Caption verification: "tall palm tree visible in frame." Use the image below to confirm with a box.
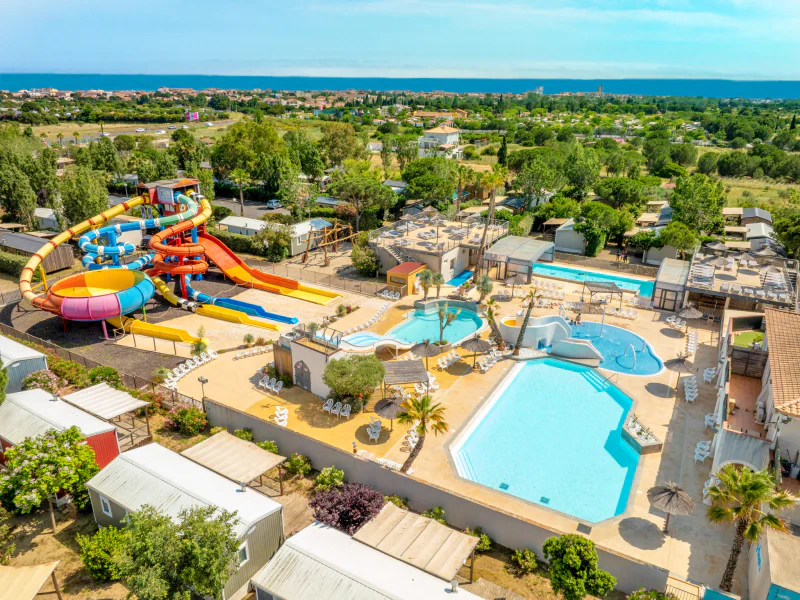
[475,273,493,304]
[432,272,445,299]
[73,131,80,145]
[485,299,506,350]
[454,165,473,214]
[398,395,448,473]
[230,168,251,216]
[418,268,434,300]
[57,133,64,146]
[476,169,505,274]
[513,288,538,356]
[706,465,795,591]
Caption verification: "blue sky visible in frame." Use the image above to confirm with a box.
[2,0,799,79]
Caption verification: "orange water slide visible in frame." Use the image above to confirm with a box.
[198,232,340,305]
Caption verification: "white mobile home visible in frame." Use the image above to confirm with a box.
[0,335,48,393]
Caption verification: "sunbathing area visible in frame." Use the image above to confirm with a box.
[369,213,509,255]
[173,258,754,595]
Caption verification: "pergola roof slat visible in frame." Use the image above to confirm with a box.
[383,360,428,385]
[181,431,286,484]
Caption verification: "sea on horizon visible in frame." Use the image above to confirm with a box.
[3,73,800,99]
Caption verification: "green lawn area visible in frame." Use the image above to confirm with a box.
[733,330,764,347]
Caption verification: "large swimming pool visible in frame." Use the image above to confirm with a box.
[451,358,639,522]
[387,306,483,344]
[568,321,663,376]
[531,263,655,297]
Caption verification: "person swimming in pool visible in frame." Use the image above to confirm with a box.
[575,313,583,326]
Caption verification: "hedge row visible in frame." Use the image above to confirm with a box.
[0,250,40,281]
[206,227,270,258]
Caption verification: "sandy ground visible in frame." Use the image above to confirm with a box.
[196,261,748,595]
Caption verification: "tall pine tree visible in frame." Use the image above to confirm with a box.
[791,115,797,130]
[497,136,508,167]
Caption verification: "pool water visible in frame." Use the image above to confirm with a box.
[446,269,473,287]
[568,321,663,376]
[531,263,655,297]
[388,307,483,344]
[451,358,639,522]
[342,332,387,347]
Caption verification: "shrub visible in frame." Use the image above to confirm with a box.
[315,466,344,492]
[512,547,539,574]
[263,364,292,389]
[152,367,172,383]
[233,428,253,442]
[309,482,385,534]
[49,357,90,387]
[164,403,207,436]
[21,369,65,393]
[207,226,269,257]
[465,526,493,553]
[209,426,226,435]
[0,507,15,565]
[322,355,385,413]
[255,336,267,346]
[384,494,409,509]
[627,589,673,600]
[351,242,380,277]
[336,304,347,317]
[0,249,40,279]
[257,440,280,454]
[284,453,312,476]
[422,506,446,524]
[543,534,616,600]
[77,526,126,582]
[243,333,255,347]
[89,365,122,387]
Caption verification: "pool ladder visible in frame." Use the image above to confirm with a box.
[622,343,637,370]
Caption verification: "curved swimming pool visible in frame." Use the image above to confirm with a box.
[568,321,663,376]
[450,358,639,523]
[387,306,483,344]
[531,263,654,297]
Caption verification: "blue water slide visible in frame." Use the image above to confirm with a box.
[182,276,298,325]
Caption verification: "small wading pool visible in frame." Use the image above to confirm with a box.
[450,358,639,523]
[567,321,663,376]
[387,306,483,344]
[531,263,655,297]
[446,269,473,287]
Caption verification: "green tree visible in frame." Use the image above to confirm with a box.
[0,507,14,565]
[774,211,800,258]
[497,135,508,167]
[115,505,240,600]
[437,303,460,343]
[229,168,250,217]
[542,534,616,600]
[657,221,698,259]
[210,119,283,179]
[484,299,506,350]
[476,167,507,270]
[395,136,418,170]
[670,143,698,167]
[697,152,719,175]
[513,289,538,356]
[516,159,566,207]
[380,137,393,171]
[475,273,493,303]
[322,354,385,403]
[0,367,7,406]
[329,175,396,231]
[595,177,645,209]
[418,268,434,300]
[114,134,136,154]
[0,164,37,228]
[432,272,445,299]
[706,466,795,592]
[319,122,367,166]
[565,145,600,199]
[398,395,448,473]
[0,427,98,532]
[284,130,324,180]
[60,166,110,226]
[669,174,726,234]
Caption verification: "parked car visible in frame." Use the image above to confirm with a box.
[100,132,110,137]
[135,127,145,133]
[182,125,189,129]
[155,130,166,135]
[205,122,214,127]
[266,199,283,210]
[168,125,177,130]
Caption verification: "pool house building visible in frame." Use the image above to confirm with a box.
[368,212,509,281]
[651,248,798,317]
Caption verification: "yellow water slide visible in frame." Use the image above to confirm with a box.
[107,316,204,344]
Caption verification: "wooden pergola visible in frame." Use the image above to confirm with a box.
[581,280,626,309]
[0,561,63,600]
[181,431,288,496]
[382,359,428,401]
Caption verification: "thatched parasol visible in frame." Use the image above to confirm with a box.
[410,339,442,370]
[461,335,492,367]
[704,241,728,251]
[664,353,697,397]
[399,213,416,236]
[678,304,704,327]
[505,273,528,295]
[422,205,439,215]
[759,263,782,274]
[706,256,729,269]
[456,210,472,221]
[647,482,696,533]
[753,246,777,257]
[374,397,403,432]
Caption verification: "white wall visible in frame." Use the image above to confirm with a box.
[643,245,679,266]
[749,532,772,600]
[554,229,585,254]
[289,342,343,398]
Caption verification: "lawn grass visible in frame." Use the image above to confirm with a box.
[733,330,764,347]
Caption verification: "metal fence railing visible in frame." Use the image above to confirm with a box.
[553,252,659,278]
[0,323,204,411]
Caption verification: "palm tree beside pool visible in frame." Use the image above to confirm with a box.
[398,395,448,473]
[432,272,445,298]
[475,274,493,304]
[513,288,538,356]
[485,299,505,350]
[706,465,796,592]
[438,303,461,344]
[418,269,433,300]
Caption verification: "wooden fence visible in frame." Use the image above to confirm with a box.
[554,252,659,278]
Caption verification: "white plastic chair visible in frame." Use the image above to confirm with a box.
[331,401,342,417]
[322,399,333,413]
[273,381,284,394]
[340,404,351,419]
[368,426,381,442]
